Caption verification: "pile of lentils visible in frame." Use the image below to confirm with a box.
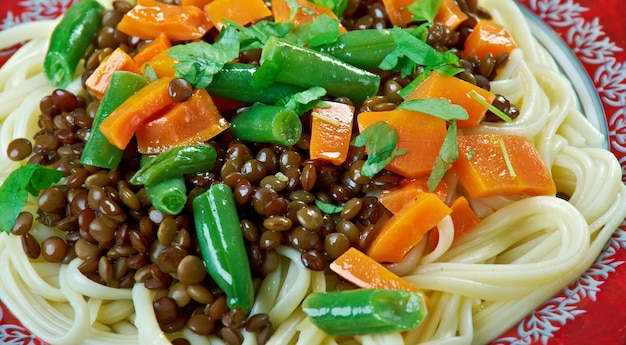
[6,0,519,344]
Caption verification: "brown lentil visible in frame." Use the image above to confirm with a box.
[177,255,206,285]
[11,212,33,235]
[41,236,68,262]
[187,284,214,305]
[6,138,33,161]
[21,232,41,259]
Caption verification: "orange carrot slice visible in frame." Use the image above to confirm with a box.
[180,0,213,7]
[85,48,141,100]
[378,178,448,214]
[330,247,421,292]
[205,0,271,30]
[366,193,452,263]
[133,32,172,67]
[428,196,480,249]
[452,134,556,199]
[144,50,178,79]
[463,20,518,59]
[309,101,355,165]
[434,0,468,30]
[136,89,230,154]
[405,71,496,129]
[117,0,213,41]
[381,0,415,27]
[100,77,175,150]
[357,109,447,178]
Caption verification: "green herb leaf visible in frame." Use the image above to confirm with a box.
[251,60,280,88]
[468,90,513,122]
[398,98,469,121]
[277,86,327,115]
[288,14,340,48]
[225,20,294,51]
[397,69,430,99]
[427,120,458,191]
[0,164,63,233]
[498,138,517,177]
[315,199,344,214]
[168,26,239,88]
[466,149,476,161]
[351,121,408,177]
[309,0,348,17]
[405,0,443,23]
[379,27,464,79]
[286,0,316,21]
[143,64,158,83]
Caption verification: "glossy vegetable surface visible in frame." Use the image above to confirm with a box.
[193,183,254,311]
[309,101,355,165]
[366,192,452,263]
[130,144,217,186]
[330,247,422,292]
[117,0,212,41]
[230,103,302,146]
[85,48,141,100]
[302,288,427,336]
[259,36,380,104]
[80,71,148,169]
[135,88,230,154]
[406,71,496,128]
[357,109,447,178]
[100,76,175,149]
[44,0,104,88]
[452,134,557,198]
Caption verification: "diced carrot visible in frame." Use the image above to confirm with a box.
[451,134,556,199]
[330,247,421,292]
[405,71,496,128]
[85,48,141,100]
[136,89,230,154]
[378,178,448,214]
[100,77,175,150]
[205,0,271,30]
[428,196,480,249]
[180,0,213,7]
[144,50,177,78]
[309,101,355,165]
[448,196,480,236]
[133,32,172,67]
[272,0,345,31]
[381,0,415,27]
[463,20,518,59]
[357,109,447,178]
[434,0,468,30]
[117,0,213,41]
[366,193,452,263]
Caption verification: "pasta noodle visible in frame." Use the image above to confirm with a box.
[0,0,624,344]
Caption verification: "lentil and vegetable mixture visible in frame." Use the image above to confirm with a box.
[6,0,521,343]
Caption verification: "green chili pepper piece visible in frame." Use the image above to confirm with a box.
[137,156,187,215]
[206,63,306,105]
[302,289,428,336]
[314,29,397,71]
[193,183,254,311]
[44,0,104,87]
[129,144,217,186]
[80,71,148,169]
[230,103,302,146]
[259,36,380,105]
